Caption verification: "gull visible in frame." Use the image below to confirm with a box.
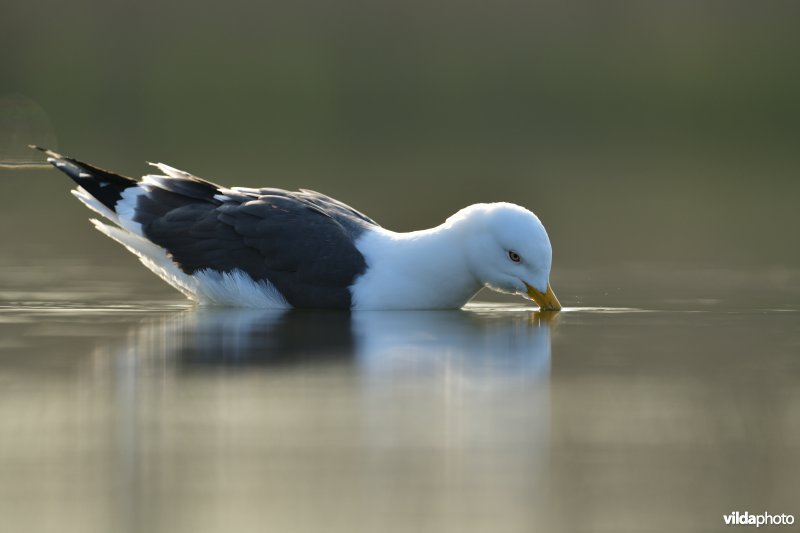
[33,146,561,310]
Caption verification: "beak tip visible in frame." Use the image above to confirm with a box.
[525,281,562,312]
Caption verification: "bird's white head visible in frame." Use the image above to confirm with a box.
[449,203,561,310]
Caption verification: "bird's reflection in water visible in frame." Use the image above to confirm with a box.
[138,306,554,380]
[126,304,554,457]
[91,307,556,532]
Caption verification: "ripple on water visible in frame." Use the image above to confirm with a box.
[0,300,190,315]
[464,301,653,314]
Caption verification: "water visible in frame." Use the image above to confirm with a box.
[0,263,797,533]
[5,0,800,529]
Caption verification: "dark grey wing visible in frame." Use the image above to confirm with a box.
[38,147,377,308]
[296,189,379,227]
[228,187,379,231]
[140,188,377,309]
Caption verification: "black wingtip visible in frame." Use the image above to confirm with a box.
[40,149,139,211]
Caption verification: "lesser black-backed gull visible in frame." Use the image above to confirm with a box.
[33,146,561,310]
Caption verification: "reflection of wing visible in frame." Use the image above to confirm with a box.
[145,308,357,366]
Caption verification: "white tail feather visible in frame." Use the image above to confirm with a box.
[71,187,119,224]
[89,219,290,308]
[90,219,198,299]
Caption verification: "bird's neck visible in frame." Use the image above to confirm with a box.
[352,222,484,310]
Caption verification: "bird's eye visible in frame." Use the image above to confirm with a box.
[508,250,521,263]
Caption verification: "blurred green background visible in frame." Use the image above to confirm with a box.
[2,0,799,291]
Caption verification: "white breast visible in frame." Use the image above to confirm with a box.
[350,227,483,310]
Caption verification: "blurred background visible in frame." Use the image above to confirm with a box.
[2,0,799,292]
[2,3,800,532]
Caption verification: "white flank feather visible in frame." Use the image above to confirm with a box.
[114,186,147,235]
[192,270,291,308]
[90,219,198,299]
[89,219,290,308]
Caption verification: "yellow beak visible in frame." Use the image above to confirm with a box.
[525,282,562,311]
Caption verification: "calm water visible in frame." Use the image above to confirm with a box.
[5,1,800,529]
[0,263,798,533]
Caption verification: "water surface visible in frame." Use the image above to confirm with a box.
[0,265,798,533]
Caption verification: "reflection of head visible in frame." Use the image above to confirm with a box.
[352,309,552,384]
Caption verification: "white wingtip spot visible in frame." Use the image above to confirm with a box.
[78,172,91,178]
